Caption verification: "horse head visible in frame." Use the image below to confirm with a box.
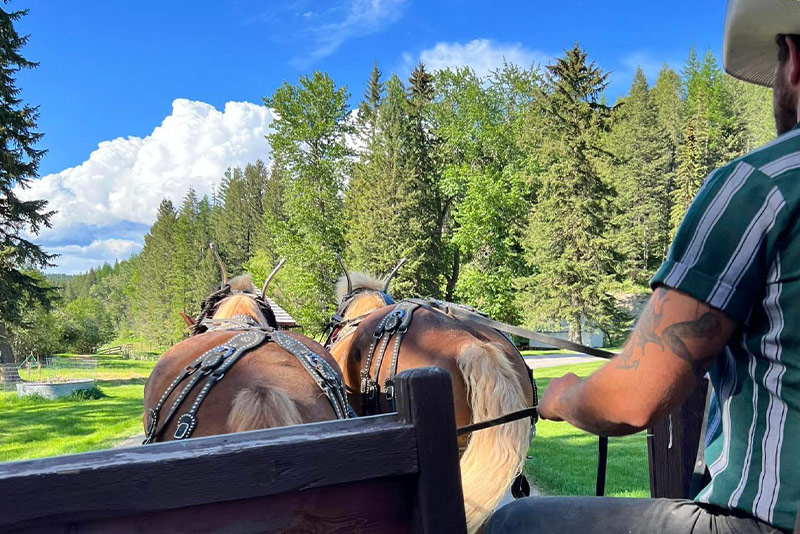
[333,256,407,321]
[183,245,285,334]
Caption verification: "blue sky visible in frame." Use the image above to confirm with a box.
[13,0,728,273]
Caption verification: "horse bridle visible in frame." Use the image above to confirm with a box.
[322,287,396,348]
[144,254,355,444]
[190,285,278,336]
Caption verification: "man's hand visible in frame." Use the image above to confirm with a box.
[538,373,580,421]
[536,287,736,436]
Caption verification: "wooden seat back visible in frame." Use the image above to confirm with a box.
[0,367,467,534]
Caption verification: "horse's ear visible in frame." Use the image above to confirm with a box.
[261,258,286,300]
[179,311,196,327]
[383,258,407,293]
[336,254,352,294]
[210,243,227,288]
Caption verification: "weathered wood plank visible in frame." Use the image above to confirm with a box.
[397,367,467,534]
[0,367,468,534]
[648,378,709,498]
[0,414,417,528]
[7,477,415,534]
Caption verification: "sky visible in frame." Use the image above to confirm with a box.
[12,0,728,274]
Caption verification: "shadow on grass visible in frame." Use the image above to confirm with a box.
[526,425,650,498]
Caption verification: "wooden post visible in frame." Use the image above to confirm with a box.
[647,378,709,498]
[396,367,468,534]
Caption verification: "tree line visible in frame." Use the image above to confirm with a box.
[6,40,775,358]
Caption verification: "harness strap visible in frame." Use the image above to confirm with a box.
[384,303,418,411]
[172,330,268,440]
[143,355,206,444]
[144,330,268,443]
[272,331,355,419]
[360,311,394,414]
[359,303,419,415]
[405,298,616,360]
[457,406,539,436]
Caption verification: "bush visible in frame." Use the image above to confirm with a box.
[65,386,107,401]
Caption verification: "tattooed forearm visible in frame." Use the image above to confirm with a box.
[662,311,721,373]
[616,288,725,373]
[616,289,667,370]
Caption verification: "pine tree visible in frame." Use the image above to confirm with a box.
[670,49,744,235]
[358,61,384,140]
[0,5,55,374]
[264,72,351,333]
[345,75,437,298]
[609,68,671,283]
[728,77,774,151]
[520,44,619,342]
[651,65,685,259]
[405,62,445,298]
[133,199,179,346]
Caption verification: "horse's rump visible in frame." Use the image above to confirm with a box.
[143,331,342,441]
[335,302,534,534]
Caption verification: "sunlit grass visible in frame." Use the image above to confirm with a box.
[0,355,156,463]
[525,361,650,497]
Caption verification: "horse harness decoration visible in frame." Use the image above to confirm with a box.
[143,291,354,445]
[360,300,419,414]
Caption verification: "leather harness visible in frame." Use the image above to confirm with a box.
[143,294,355,445]
[328,294,538,499]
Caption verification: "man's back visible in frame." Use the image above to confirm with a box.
[657,125,800,531]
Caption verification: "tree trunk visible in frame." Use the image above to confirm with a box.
[445,248,460,302]
[0,321,20,384]
[569,313,583,344]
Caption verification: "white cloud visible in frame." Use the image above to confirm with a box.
[413,39,551,78]
[47,239,142,274]
[297,0,409,66]
[17,98,275,273]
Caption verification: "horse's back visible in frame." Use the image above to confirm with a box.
[343,304,534,421]
[144,330,341,442]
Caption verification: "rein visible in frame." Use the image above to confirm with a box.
[457,406,539,437]
[403,297,615,498]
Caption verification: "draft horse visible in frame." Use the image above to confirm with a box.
[326,258,536,534]
[143,251,352,443]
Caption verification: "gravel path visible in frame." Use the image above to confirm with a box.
[524,352,608,369]
[115,434,145,448]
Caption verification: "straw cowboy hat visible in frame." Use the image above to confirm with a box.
[724,0,800,87]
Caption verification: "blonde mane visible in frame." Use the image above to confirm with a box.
[335,272,390,319]
[213,274,270,327]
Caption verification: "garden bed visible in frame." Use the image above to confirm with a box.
[16,379,96,400]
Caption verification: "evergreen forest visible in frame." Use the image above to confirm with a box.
[7,43,777,357]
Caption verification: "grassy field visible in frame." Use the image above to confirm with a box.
[525,361,650,497]
[0,354,156,463]
[1,352,649,498]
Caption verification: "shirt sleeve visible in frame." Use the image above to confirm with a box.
[650,160,789,323]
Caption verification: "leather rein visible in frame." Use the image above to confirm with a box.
[328,291,615,497]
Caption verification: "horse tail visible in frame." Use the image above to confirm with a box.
[457,342,531,534]
[226,384,304,433]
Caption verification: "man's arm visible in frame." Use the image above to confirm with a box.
[537,287,737,436]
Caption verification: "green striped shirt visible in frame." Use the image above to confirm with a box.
[651,123,800,532]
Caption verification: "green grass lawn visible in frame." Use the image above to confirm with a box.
[525,362,651,498]
[1,352,649,499]
[0,354,156,463]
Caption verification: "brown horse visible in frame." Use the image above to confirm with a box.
[328,270,535,534]
[143,269,349,443]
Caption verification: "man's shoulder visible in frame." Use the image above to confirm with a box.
[734,127,800,177]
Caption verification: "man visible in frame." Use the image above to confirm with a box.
[486,1,800,533]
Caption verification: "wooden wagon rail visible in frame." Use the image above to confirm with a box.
[0,367,467,534]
